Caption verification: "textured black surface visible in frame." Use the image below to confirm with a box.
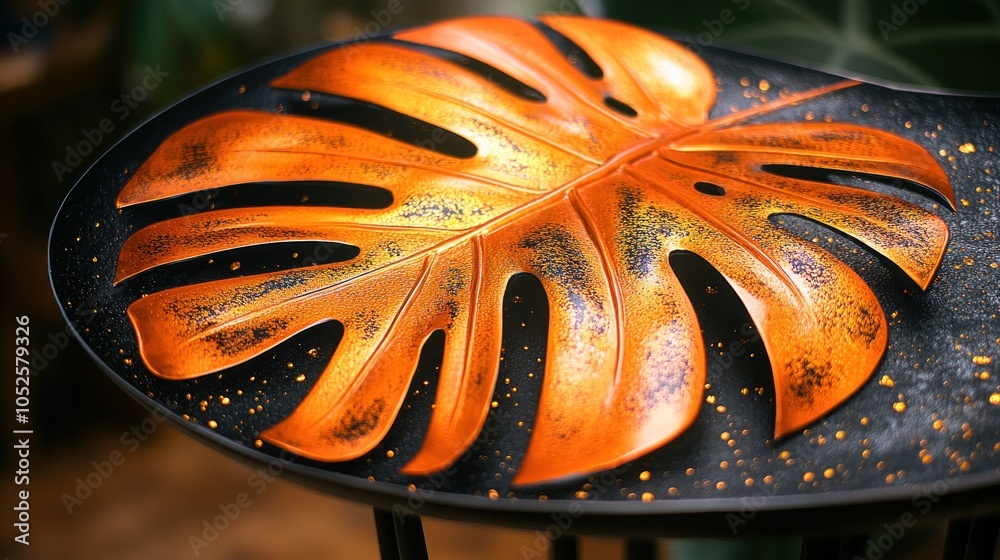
[48,21,999,536]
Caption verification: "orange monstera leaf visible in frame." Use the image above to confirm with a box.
[113,15,954,486]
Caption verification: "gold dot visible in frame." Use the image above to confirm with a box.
[803,472,815,482]
[386,450,395,458]
[716,481,727,490]
[973,356,993,365]
[491,401,499,409]
[488,489,499,500]
[879,375,894,387]
[990,393,1000,405]
[959,142,976,154]
[835,430,846,440]
[307,348,319,358]
[893,401,907,412]
[641,492,654,502]
[763,475,774,484]
[739,77,751,86]
[685,468,695,476]
[745,478,754,487]
[933,419,944,430]
[823,468,835,479]
[721,432,731,441]
[295,374,306,382]
[639,471,651,482]
[861,417,870,426]
[208,420,218,429]
[230,261,241,271]
[254,439,263,448]
[575,490,589,499]
[220,397,230,405]
[886,473,896,484]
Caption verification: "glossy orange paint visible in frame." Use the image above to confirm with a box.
[114,16,953,486]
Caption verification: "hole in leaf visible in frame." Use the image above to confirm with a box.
[118,241,361,290]
[533,21,603,79]
[694,181,726,196]
[277,90,478,159]
[121,181,393,230]
[668,250,775,432]
[391,40,547,102]
[603,96,638,117]
[762,164,953,208]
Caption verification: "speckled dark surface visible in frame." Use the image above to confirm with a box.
[49,22,999,536]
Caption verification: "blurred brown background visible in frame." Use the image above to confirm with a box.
[0,0,997,558]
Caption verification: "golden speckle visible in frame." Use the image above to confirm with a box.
[668,487,678,496]
[716,481,727,490]
[959,143,976,154]
[639,470,651,482]
[230,261,241,271]
[758,79,770,91]
[254,439,263,447]
[386,450,395,458]
[575,490,589,499]
[803,472,815,482]
[238,84,247,94]
[220,396,230,405]
[720,461,729,470]
[778,450,790,459]
[295,374,306,382]
[641,492,654,502]
[990,393,1000,405]
[123,358,133,366]
[886,473,897,484]
[961,199,970,207]
[706,395,716,404]
[745,478,754,487]
[491,401,499,409]
[307,348,319,358]
[939,149,948,157]
[685,467,696,476]
[739,77,751,86]
[716,405,727,413]
[977,371,991,380]
[879,375,894,387]
[488,489,499,500]
[933,419,944,430]
[301,90,311,101]
[208,420,218,429]
[835,430,846,440]
[861,417,870,426]
[964,257,975,266]
[973,356,993,365]
[248,408,255,415]
[904,121,912,128]
[763,475,774,484]
[893,401,907,413]
[721,432,731,441]
[823,468,835,479]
